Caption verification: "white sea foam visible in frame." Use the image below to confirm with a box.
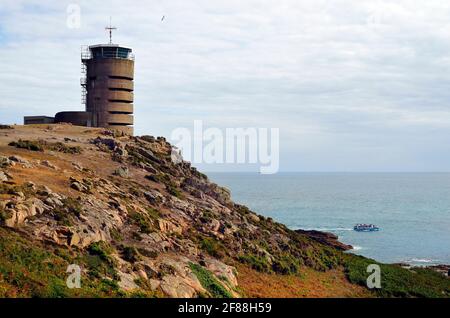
[409,258,437,264]
[352,245,363,251]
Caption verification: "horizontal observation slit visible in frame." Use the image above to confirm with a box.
[108,87,133,92]
[108,99,133,103]
[109,75,133,81]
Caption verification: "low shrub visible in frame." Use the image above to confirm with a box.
[121,246,140,263]
[189,262,232,298]
[0,228,122,297]
[51,197,82,226]
[9,139,43,151]
[238,254,271,273]
[129,211,153,234]
[8,139,82,154]
[272,255,300,275]
[166,185,184,199]
[199,237,225,259]
[110,228,123,242]
[146,207,161,220]
[0,207,13,224]
[85,241,118,280]
[45,141,82,154]
[343,254,450,298]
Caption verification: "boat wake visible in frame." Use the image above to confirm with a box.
[300,227,354,232]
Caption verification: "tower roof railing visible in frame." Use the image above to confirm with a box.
[81,45,135,61]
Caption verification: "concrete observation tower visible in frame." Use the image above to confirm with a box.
[81,43,135,135]
[25,23,135,135]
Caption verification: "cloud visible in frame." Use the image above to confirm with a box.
[1,0,450,171]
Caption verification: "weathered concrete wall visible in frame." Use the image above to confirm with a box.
[55,111,92,127]
[24,116,55,125]
[86,57,134,135]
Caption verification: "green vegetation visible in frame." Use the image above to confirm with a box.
[144,174,160,183]
[137,248,158,259]
[189,262,232,298]
[51,197,82,226]
[144,173,185,199]
[146,207,161,220]
[235,230,341,276]
[159,263,177,277]
[8,139,82,154]
[129,211,154,234]
[199,236,225,259]
[286,232,341,271]
[9,139,43,151]
[87,241,113,262]
[0,207,12,225]
[85,241,118,280]
[166,184,184,199]
[0,228,124,297]
[0,182,36,199]
[45,141,82,154]
[120,246,140,263]
[235,204,251,216]
[199,210,216,223]
[126,144,163,167]
[272,255,301,275]
[190,167,208,180]
[238,254,271,273]
[110,228,123,242]
[343,254,450,298]
[132,278,162,297]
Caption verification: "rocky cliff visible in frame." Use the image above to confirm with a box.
[0,124,448,298]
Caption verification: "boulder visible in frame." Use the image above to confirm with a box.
[204,258,238,287]
[158,219,182,234]
[72,162,84,171]
[160,275,197,298]
[113,166,129,178]
[69,177,92,193]
[144,190,166,205]
[9,155,28,164]
[41,160,58,170]
[206,219,221,233]
[3,198,46,227]
[182,177,231,206]
[137,269,148,280]
[0,171,8,182]
[248,213,260,223]
[92,137,121,151]
[117,272,139,291]
[0,156,14,168]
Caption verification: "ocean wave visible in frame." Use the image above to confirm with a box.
[352,245,363,251]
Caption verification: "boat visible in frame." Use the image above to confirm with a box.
[353,224,380,232]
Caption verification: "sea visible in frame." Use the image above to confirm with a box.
[209,172,450,266]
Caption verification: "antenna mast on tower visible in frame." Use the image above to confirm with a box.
[105,17,117,44]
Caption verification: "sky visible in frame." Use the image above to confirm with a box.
[1,0,450,172]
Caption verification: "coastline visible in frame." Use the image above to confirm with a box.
[298,228,449,278]
[209,172,450,269]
